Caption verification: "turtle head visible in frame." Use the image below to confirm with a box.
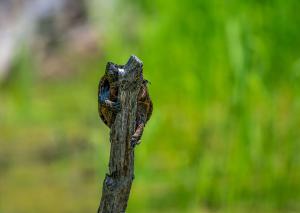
[105,62,119,82]
[143,79,151,85]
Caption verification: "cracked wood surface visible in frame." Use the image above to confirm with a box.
[98,55,143,213]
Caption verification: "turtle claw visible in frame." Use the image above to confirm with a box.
[130,136,140,148]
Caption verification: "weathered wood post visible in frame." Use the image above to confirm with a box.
[98,55,144,213]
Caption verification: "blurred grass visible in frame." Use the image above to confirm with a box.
[1,0,300,212]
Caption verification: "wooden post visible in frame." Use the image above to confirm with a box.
[98,55,143,213]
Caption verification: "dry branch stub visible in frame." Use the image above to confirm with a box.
[98,55,144,213]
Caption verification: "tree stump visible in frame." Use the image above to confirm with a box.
[98,55,144,213]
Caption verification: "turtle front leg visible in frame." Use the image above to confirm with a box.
[99,85,121,113]
[130,123,145,148]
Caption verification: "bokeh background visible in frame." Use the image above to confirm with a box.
[1,0,300,212]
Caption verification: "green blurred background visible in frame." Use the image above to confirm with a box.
[0,0,300,212]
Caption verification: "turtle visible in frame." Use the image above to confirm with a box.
[98,61,153,147]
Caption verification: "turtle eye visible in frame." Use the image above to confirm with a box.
[143,79,151,85]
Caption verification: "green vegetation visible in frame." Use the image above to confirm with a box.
[1,0,300,212]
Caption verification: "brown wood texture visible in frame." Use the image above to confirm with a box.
[98,55,144,213]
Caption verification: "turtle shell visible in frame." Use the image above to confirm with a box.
[98,77,152,128]
[98,76,118,127]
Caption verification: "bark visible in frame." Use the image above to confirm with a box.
[98,55,143,213]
